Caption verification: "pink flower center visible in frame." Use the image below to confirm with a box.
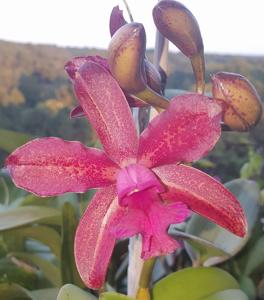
[116,163,165,207]
[112,164,191,258]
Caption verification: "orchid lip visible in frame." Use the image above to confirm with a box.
[116,163,165,206]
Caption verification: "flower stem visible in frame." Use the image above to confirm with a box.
[122,0,134,22]
[136,258,155,300]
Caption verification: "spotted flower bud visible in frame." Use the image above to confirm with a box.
[212,72,263,131]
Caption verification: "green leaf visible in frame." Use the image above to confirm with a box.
[61,203,83,287]
[239,276,256,300]
[31,288,60,300]
[202,289,249,300]
[244,236,264,276]
[170,230,230,266]
[57,284,97,300]
[0,206,61,231]
[7,225,61,258]
[0,128,32,153]
[9,252,62,287]
[185,179,260,266]
[151,267,239,300]
[0,257,38,290]
[0,283,32,299]
[100,292,134,300]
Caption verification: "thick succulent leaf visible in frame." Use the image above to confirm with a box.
[9,252,61,286]
[74,185,118,289]
[239,276,256,300]
[185,179,260,266]
[61,202,84,287]
[109,6,127,37]
[5,137,119,196]
[0,283,32,300]
[244,236,264,276]
[0,206,61,230]
[169,230,230,266]
[7,225,61,258]
[202,289,249,300]
[57,284,97,300]
[30,288,60,300]
[100,292,134,300]
[151,267,239,300]
[154,164,247,237]
[138,94,222,168]
[72,61,138,166]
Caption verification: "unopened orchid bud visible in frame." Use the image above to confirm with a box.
[153,0,205,94]
[108,22,169,109]
[212,72,263,131]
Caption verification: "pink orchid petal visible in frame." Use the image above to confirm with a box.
[65,55,109,80]
[116,164,164,204]
[138,94,222,168]
[153,164,247,237]
[73,61,139,166]
[111,188,190,259]
[5,137,119,197]
[109,6,127,37]
[70,96,147,120]
[70,105,86,119]
[75,186,118,289]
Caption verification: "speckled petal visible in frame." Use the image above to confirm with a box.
[74,185,118,289]
[65,55,108,80]
[110,188,190,259]
[73,61,138,166]
[5,137,119,197]
[70,105,86,118]
[138,93,222,168]
[153,163,247,237]
[109,5,127,37]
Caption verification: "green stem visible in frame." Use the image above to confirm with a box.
[136,258,156,300]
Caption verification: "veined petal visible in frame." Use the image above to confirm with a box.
[109,6,127,37]
[153,164,247,237]
[73,61,138,166]
[138,94,222,168]
[70,105,86,119]
[5,137,119,197]
[65,55,109,81]
[74,185,118,289]
[110,188,190,259]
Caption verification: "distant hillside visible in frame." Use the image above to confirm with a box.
[0,39,263,179]
[0,39,263,108]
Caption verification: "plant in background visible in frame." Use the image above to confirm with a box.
[2,0,264,300]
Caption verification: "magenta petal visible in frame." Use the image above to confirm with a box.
[111,187,190,259]
[70,105,86,119]
[153,164,247,237]
[5,137,119,196]
[75,186,118,289]
[109,6,127,37]
[73,61,138,166]
[116,164,165,204]
[65,55,109,80]
[138,94,222,168]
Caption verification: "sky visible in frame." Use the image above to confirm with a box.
[0,0,263,55]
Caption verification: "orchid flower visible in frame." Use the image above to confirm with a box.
[67,55,147,119]
[5,60,246,290]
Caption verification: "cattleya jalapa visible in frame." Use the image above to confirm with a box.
[5,59,247,289]
[5,0,262,293]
